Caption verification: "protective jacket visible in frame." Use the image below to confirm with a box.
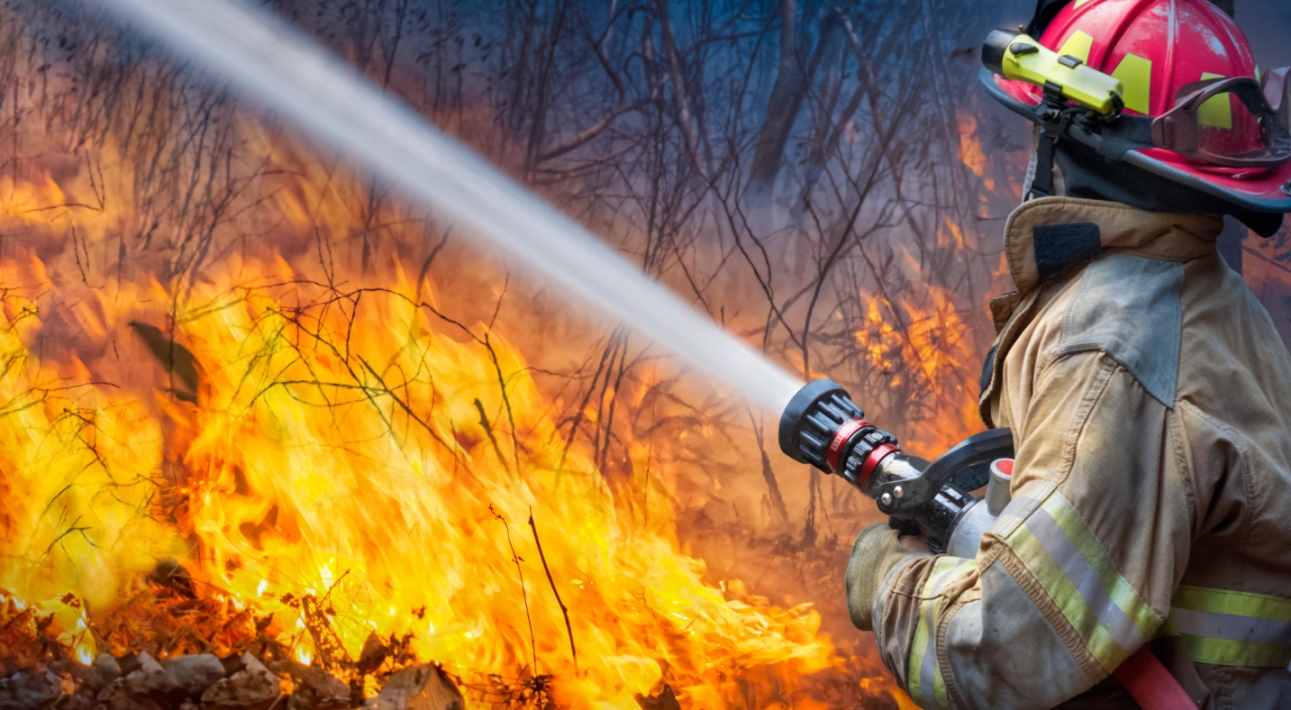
[860,196,1291,709]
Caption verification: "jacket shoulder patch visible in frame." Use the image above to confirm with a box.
[1034,222,1102,281]
[1057,253,1183,406]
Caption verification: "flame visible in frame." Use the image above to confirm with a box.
[938,217,970,251]
[0,248,845,704]
[0,108,881,706]
[0,21,965,701]
[853,284,981,456]
[956,111,996,192]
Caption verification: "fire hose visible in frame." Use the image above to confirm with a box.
[777,379,1194,710]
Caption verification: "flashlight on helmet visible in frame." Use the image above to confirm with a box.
[981,28,1124,115]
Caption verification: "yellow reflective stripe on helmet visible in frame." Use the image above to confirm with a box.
[1110,53,1152,114]
[1004,491,1162,672]
[1199,72,1234,129]
[1057,30,1094,64]
[907,556,975,710]
[1161,586,1291,667]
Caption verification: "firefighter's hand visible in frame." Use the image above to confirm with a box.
[899,533,928,552]
[845,523,925,631]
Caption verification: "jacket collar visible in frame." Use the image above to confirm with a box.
[1002,197,1223,297]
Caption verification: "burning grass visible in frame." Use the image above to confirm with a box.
[0,252,908,708]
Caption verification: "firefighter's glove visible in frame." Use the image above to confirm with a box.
[845,523,922,631]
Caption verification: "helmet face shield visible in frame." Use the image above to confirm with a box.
[1150,76,1291,169]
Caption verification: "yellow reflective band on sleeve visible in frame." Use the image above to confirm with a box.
[1172,585,1291,622]
[1179,635,1291,667]
[1004,490,1162,672]
[907,556,976,710]
[1160,586,1291,667]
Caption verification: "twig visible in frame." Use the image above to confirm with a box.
[745,404,789,524]
[527,508,578,676]
[474,398,509,471]
[415,225,453,300]
[490,505,536,674]
[319,569,351,604]
[482,275,520,467]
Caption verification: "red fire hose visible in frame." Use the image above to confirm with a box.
[1114,646,1197,710]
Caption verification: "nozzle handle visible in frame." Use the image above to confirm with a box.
[872,427,1015,514]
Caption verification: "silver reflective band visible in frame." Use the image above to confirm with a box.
[1024,504,1149,654]
[1168,607,1291,646]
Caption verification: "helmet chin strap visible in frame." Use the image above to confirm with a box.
[1017,87,1068,202]
[1025,84,1072,202]
[1029,126,1060,199]
[1022,125,1041,202]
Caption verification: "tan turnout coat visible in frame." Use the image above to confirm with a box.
[863,197,1291,710]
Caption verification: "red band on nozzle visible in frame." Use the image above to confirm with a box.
[826,418,869,472]
[861,442,899,485]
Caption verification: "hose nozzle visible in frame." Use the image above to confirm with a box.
[777,379,898,488]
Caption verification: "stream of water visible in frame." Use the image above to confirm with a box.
[96,0,805,415]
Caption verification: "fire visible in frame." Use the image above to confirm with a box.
[0,47,868,695]
[0,242,842,705]
[852,283,981,456]
[0,16,936,701]
[956,111,996,192]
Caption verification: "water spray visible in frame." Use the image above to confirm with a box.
[94,0,1013,556]
[94,0,803,414]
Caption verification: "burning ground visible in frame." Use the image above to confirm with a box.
[0,249,842,707]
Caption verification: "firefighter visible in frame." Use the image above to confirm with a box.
[845,0,1291,708]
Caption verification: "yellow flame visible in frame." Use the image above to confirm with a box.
[0,246,836,705]
[956,111,996,191]
[0,67,943,697]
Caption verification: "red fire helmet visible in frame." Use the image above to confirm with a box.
[980,0,1291,214]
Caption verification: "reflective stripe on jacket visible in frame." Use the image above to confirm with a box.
[1162,586,1291,669]
[864,197,1291,710]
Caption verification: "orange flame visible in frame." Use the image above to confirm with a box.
[0,52,954,700]
[0,248,847,706]
[956,111,996,192]
[0,117,899,705]
[852,284,982,456]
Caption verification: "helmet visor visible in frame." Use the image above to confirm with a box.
[1151,76,1291,169]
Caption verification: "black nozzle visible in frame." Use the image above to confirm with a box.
[777,379,865,473]
[982,28,1020,76]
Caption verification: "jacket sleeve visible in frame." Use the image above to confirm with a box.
[869,351,1193,709]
